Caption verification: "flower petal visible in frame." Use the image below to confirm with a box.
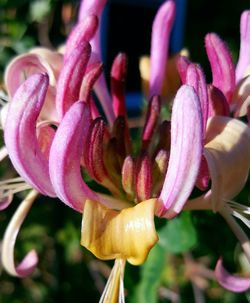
[49,101,97,212]
[4,73,55,197]
[157,85,203,218]
[205,33,235,104]
[215,258,250,292]
[79,62,103,102]
[186,63,208,135]
[4,48,62,96]
[78,0,107,23]
[77,0,115,125]
[207,85,230,117]
[0,194,13,211]
[49,101,129,212]
[176,55,190,83]
[236,11,250,82]
[233,75,250,117]
[65,15,98,60]
[149,0,176,97]
[56,41,91,119]
[4,49,62,121]
[1,190,38,277]
[81,199,158,265]
[204,116,250,211]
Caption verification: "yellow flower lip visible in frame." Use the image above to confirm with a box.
[81,198,158,265]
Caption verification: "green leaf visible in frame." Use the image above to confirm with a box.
[30,0,51,22]
[158,212,197,253]
[129,244,165,303]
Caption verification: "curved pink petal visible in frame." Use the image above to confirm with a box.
[49,101,99,212]
[0,194,13,211]
[56,41,91,119]
[77,0,115,125]
[149,0,176,97]
[233,75,250,117]
[205,33,235,104]
[215,258,250,292]
[4,49,62,122]
[157,85,203,218]
[4,49,62,96]
[79,62,103,102]
[186,63,208,135]
[78,0,107,22]
[176,55,191,84]
[65,15,98,60]
[1,190,38,277]
[236,11,250,82]
[207,84,230,117]
[4,73,55,197]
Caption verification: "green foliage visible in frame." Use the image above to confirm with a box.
[30,0,51,22]
[129,244,165,303]
[158,212,197,254]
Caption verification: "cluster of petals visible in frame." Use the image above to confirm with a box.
[0,0,250,297]
[177,10,250,292]
[0,0,203,282]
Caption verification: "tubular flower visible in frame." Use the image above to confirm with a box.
[138,7,250,293]
[174,11,250,292]
[2,0,250,300]
[0,6,100,277]
[1,0,205,300]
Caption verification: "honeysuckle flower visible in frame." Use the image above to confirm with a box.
[185,115,250,292]
[48,81,202,301]
[161,9,250,293]
[2,0,250,301]
[2,72,203,301]
[1,6,203,302]
[184,45,250,295]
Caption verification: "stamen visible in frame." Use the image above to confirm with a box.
[0,178,32,207]
[99,259,126,303]
[0,176,25,185]
[225,199,250,229]
[220,205,250,263]
[0,178,31,194]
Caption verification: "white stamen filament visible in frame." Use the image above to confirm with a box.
[220,205,250,264]
[226,199,250,215]
[99,259,126,303]
[1,189,39,277]
[0,146,8,162]
[0,178,32,200]
[0,177,25,185]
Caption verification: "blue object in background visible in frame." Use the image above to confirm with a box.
[100,0,187,113]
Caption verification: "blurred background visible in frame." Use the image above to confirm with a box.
[0,0,250,302]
